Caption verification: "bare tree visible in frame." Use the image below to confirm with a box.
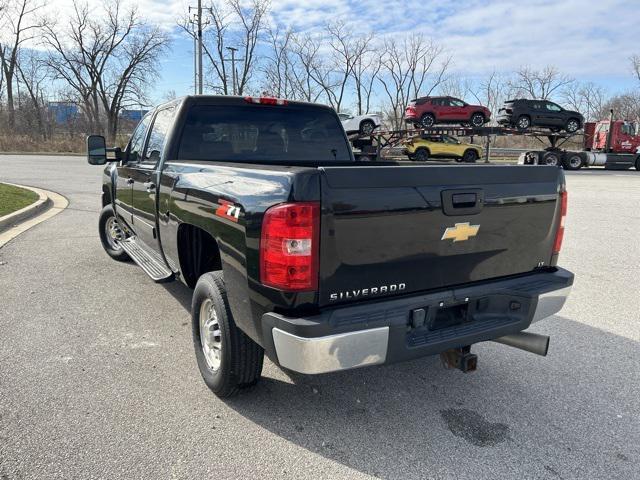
[262,26,295,98]
[631,55,640,85]
[0,0,45,128]
[600,92,640,122]
[290,35,328,103]
[378,35,449,129]
[182,0,268,95]
[509,65,573,100]
[349,34,378,114]
[467,71,509,125]
[562,81,607,122]
[15,49,47,138]
[43,0,169,142]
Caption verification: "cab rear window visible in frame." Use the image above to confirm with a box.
[178,105,352,164]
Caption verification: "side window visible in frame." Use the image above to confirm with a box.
[531,102,542,110]
[127,115,152,163]
[142,105,177,166]
[546,102,562,112]
[450,98,465,107]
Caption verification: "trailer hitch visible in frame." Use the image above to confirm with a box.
[440,346,477,373]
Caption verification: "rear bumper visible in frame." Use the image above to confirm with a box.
[262,268,573,374]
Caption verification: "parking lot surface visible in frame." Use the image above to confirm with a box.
[0,155,638,480]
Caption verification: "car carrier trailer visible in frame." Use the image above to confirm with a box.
[518,110,640,171]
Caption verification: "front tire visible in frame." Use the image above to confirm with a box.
[192,271,264,398]
[414,147,430,161]
[463,149,478,163]
[98,205,130,262]
[565,118,580,133]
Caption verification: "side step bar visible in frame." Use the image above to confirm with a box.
[119,237,174,282]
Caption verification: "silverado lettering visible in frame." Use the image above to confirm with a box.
[329,283,407,301]
[87,95,574,398]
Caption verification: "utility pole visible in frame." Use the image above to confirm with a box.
[226,46,238,95]
[193,33,197,95]
[197,0,203,94]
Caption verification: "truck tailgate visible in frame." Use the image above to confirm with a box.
[318,165,562,306]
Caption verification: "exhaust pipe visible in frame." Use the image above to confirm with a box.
[492,331,550,356]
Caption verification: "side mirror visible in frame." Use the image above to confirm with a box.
[87,135,107,165]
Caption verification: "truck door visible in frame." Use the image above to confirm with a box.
[130,104,178,253]
[115,114,152,229]
[544,102,564,128]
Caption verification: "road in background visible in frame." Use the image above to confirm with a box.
[0,155,638,480]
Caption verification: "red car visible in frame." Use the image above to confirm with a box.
[405,96,491,128]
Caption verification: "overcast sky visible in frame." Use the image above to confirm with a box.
[47,0,639,104]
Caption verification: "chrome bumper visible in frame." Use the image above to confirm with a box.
[531,286,572,323]
[272,327,389,374]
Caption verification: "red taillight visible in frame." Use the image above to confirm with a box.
[553,190,567,254]
[244,96,288,106]
[260,202,319,291]
[406,105,417,116]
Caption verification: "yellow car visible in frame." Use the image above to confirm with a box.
[402,133,483,162]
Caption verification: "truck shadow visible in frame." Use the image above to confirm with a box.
[223,317,637,479]
[159,281,636,478]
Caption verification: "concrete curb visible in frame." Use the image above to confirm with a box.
[0,184,51,232]
[0,184,69,248]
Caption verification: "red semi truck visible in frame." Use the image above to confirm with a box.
[519,111,640,171]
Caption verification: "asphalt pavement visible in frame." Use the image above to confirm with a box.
[0,155,638,480]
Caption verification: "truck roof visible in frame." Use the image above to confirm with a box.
[156,95,335,112]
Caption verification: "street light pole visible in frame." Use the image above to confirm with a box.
[226,46,238,95]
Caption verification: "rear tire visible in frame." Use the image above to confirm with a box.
[414,147,430,161]
[462,149,478,163]
[542,151,561,167]
[192,271,264,398]
[359,119,376,135]
[98,205,130,262]
[420,114,435,128]
[470,113,485,127]
[564,154,583,170]
[517,115,531,130]
[635,156,640,171]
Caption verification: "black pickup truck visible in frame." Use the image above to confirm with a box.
[87,95,573,397]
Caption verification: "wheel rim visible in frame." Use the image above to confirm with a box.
[472,115,483,127]
[465,152,476,162]
[200,298,222,371]
[422,116,434,127]
[567,120,578,132]
[569,156,581,168]
[416,150,427,161]
[361,122,374,135]
[105,216,124,251]
[518,117,529,129]
[545,155,559,166]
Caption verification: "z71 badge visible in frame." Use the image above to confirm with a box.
[215,200,241,222]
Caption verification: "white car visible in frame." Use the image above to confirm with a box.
[338,112,382,135]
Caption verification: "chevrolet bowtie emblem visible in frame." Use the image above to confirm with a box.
[441,222,480,242]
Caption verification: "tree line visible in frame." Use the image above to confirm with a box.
[1,0,639,151]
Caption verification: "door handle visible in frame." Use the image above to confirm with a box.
[126,177,134,185]
[144,182,156,193]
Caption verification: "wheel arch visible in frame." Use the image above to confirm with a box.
[101,184,112,207]
[176,222,223,288]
